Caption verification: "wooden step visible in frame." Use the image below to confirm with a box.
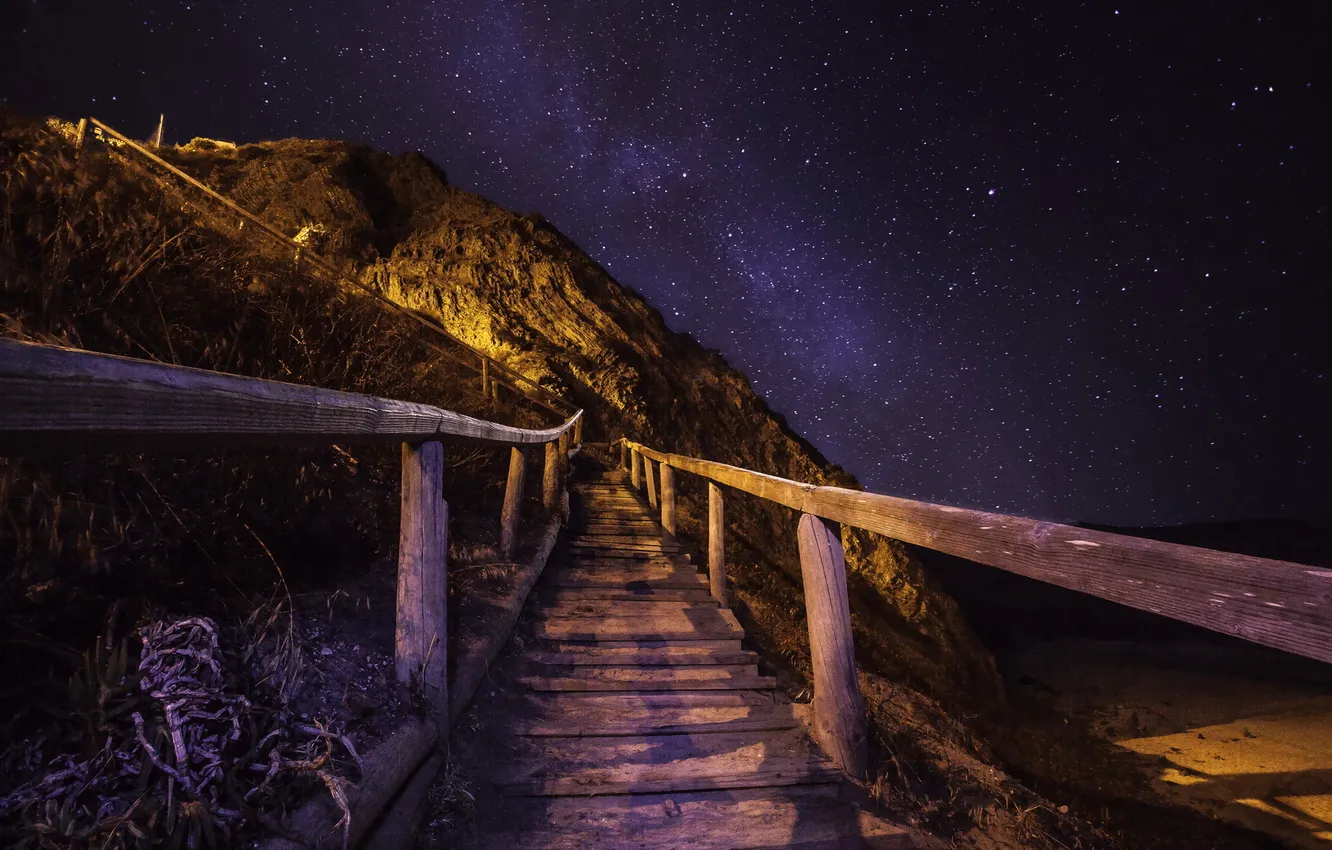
[509,697,799,737]
[526,644,756,666]
[490,729,837,797]
[542,638,745,652]
[519,665,774,692]
[567,542,681,556]
[536,599,719,619]
[481,787,912,849]
[567,543,681,556]
[567,554,691,568]
[577,522,661,532]
[547,566,707,590]
[572,529,670,541]
[541,587,717,603]
[534,610,744,641]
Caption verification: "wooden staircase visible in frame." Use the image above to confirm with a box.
[466,460,910,848]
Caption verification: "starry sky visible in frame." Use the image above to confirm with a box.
[2,1,1328,526]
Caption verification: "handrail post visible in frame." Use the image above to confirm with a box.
[395,441,448,720]
[660,463,676,536]
[542,440,560,513]
[630,448,642,490]
[480,359,489,397]
[620,441,629,471]
[573,417,583,447]
[708,482,726,605]
[796,513,867,778]
[499,446,527,559]
[644,457,658,509]
[558,430,570,475]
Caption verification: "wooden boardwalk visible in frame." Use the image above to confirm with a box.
[466,462,909,848]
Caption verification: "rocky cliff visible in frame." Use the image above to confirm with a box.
[170,136,1002,710]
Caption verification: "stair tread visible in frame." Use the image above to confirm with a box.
[481,788,912,849]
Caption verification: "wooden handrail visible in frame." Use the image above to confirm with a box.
[85,118,576,420]
[624,439,1332,665]
[0,338,580,451]
[1,337,582,732]
[620,436,1332,778]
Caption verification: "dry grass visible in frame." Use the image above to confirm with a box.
[0,111,551,847]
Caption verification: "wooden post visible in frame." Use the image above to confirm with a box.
[630,448,642,490]
[558,430,570,476]
[796,513,867,778]
[573,417,583,447]
[620,441,629,470]
[395,441,448,719]
[542,441,560,512]
[151,113,164,149]
[480,360,489,397]
[644,457,658,509]
[708,482,726,605]
[499,446,526,559]
[74,118,88,150]
[660,463,676,536]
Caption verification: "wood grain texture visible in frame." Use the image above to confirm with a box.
[500,446,528,559]
[660,463,677,535]
[807,485,1332,664]
[395,442,448,718]
[478,788,910,850]
[626,439,1332,664]
[542,441,560,512]
[797,514,868,778]
[630,449,643,490]
[708,482,727,606]
[0,339,582,451]
[643,456,658,509]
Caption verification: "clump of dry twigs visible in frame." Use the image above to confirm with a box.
[0,611,360,849]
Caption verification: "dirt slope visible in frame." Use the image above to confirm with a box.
[169,136,1002,712]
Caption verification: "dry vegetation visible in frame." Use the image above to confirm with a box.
[0,112,553,847]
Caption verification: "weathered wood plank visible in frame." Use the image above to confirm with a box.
[479,788,911,850]
[807,486,1332,665]
[644,456,659,509]
[542,441,560,512]
[540,587,718,603]
[0,339,581,451]
[708,481,728,605]
[500,446,527,559]
[797,514,868,778]
[535,599,719,619]
[660,462,677,536]
[525,646,757,666]
[395,442,448,718]
[628,439,1332,665]
[509,704,798,737]
[517,670,777,692]
[534,611,744,641]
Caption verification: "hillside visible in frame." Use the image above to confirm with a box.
[165,134,1004,711]
[4,115,1289,849]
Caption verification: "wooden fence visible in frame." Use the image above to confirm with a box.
[618,439,1332,777]
[0,338,582,722]
[77,118,575,420]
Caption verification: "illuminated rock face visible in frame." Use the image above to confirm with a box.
[184,138,1002,708]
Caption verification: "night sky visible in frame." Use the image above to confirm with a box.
[2,1,1328,526]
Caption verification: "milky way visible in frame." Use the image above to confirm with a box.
[3,1,1328,524]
